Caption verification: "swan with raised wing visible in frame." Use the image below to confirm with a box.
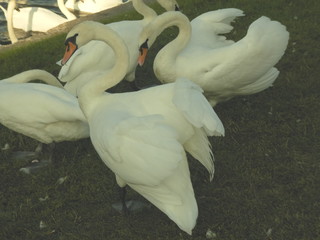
[138,11,289,106]
[0,0,76,32]
[0,70,89,173]
[58,0,180,93]
[61,20,224,234]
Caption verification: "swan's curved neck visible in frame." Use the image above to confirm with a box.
[2,69,63,88]
[57,0,76,20]
[153,13,191,82]
[132,0,157,22]
[7,0,18,44]
[76,23,129,115]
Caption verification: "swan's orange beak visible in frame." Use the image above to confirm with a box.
[61,42,77,65]
[138,47,148,66]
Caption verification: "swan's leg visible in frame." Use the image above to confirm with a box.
[112,186,149,214]
[120,187,129,215]
[111,186,130,214]
[19,143,55,174]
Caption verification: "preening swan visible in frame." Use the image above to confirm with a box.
[65,0,129,14]
[138,11,289,106]
[62,20,224,234]
[58,0,180,93]
[0,0,76,32]
[0,69,89,173]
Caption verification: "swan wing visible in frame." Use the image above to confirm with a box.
[172,78,224,180]
[0,83,85,123]
[92,114,198,235]
[0,82,88,143]
[191,8,244,34]
[92,114,185,186]
[179,16,289,101]
[190,8,244,48]
[172,78,225,136]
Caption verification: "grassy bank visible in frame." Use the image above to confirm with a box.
[0,0,319,239]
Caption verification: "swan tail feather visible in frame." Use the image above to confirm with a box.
[236,68,279,95]
[184,128,215,181]
[245,16,289,61]
[129,156,197,235]
[172,78,223,180]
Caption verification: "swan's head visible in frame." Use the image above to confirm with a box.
[138,11,188,66]
[157,0,180,11]
[61,21,102,65]
[138,38,149,66]
[138,12,168,66]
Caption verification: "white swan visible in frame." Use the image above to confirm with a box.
[0,0,76,32]
[58,0,180,94]
[65,0,129,14]
[0,69,89,172]
[138,11,290,106]
[62,20,224,234]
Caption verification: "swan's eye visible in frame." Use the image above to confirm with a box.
[65,33,79,47]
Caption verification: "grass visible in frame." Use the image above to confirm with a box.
[1,0,319,239]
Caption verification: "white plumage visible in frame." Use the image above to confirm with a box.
[0,0,76,32]
[62,20,224,234]
[58,0,180,92]
[65,0,129,13]
[138,11,289,106]
[0,70,89,145]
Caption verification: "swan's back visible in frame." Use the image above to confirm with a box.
[65,0,125,13]
[13,7,67,32]
[0,82,88,143]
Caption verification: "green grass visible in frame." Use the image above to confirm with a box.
[1,0,320,239]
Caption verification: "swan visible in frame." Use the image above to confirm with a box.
[58,0,180,93]
[0,0,76,32]
[0,69,89,173]
[62,20,224,234]
[65,0,129,14]
[138,11,290,106]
